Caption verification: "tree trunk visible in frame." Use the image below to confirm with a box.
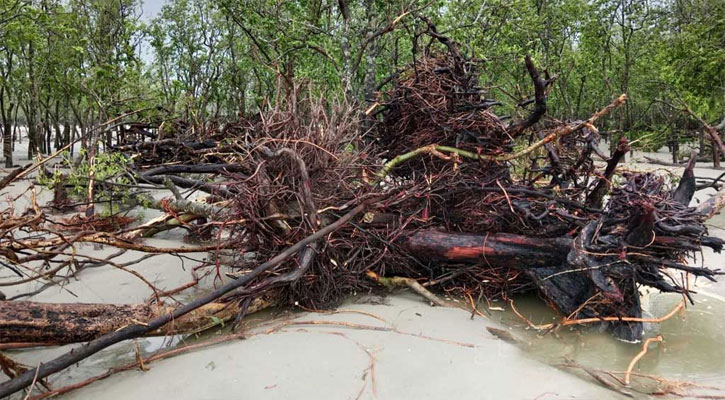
[0,299,269,345]
[714,139,721,168]
[62,120,71,148]
[338,0,353,99]
[52,100,62,150]
[3,228,703,346]
[397,229,571,267]
[0,231,573,346]
[43,119,51,154]
[11,100,19,147]
[0,94,13,167]
[2,113,11,167]
[25,42,40,159]
[26,113,38,160]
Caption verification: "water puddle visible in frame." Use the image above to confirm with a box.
[488,286,725,395]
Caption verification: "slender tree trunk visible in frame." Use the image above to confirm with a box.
[52,100,61,150]
[69,98,86,158]
[338,0,353,99]
[714,141,721,168]
[363,0,377,103]
[105,127,112,150]
[85,109,100,217]
[0,88,13,167]
[71,126,80,157]
[11,101,19,147]
[2,113,12,168]
[574,76,585,118]
[1,50,14,164]
[26,107,38,160]
[25,42,40,159]
[61,121,70,148]
[62,97,72,148]
[43,116,51,154]
[361,0,377,135]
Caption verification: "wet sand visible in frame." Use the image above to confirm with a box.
[64,293,619,400]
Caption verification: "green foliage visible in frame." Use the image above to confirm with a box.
[36,166,65,189]
[0,0,722,155]
[73,151,132,203]
[38,149,133,213]
[628,130,669,152]
[209,316,224,328]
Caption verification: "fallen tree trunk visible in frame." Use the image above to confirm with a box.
[396,229,722,264]
[396,227,719,342]
[697,185,725,219]
[138,175,235,198]
[0,164,31,191]
[397,229,571,266]
[140,163,247,177]
[5,228,718,346]
[0,300,270,345]
[398,230,609,331]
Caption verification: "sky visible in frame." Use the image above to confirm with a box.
[137,0,168,62]
[139,0,167,21]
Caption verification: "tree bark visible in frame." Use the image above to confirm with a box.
[25,41,40,159]
[1,100,13,168]
[338,0,353,99]
[586,136,630,208]
[397,229,570,267]
[0,299,269,345]
[0,163,30,191]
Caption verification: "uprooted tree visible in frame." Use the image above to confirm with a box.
[0,25,723,397]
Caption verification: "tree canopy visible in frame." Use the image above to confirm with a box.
[0,0,723,165]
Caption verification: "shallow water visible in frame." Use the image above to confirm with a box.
[493,289,725,383]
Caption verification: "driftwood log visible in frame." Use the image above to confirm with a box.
[0,300,268,345]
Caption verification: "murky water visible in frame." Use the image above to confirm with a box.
[492,289,725,376]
